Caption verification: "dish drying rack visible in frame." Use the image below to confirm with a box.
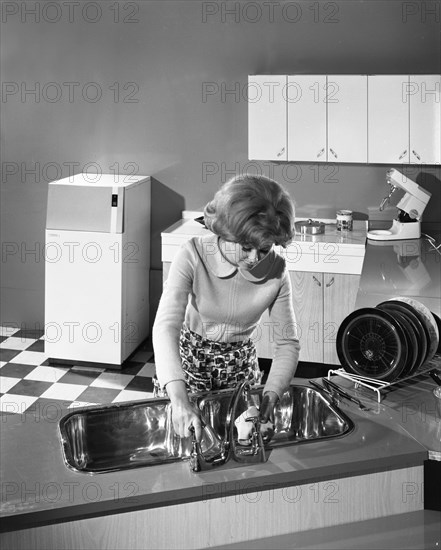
[327,357,440,403]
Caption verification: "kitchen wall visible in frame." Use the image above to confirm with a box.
[1,0,440,327]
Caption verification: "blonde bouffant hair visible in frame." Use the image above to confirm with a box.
[203,175,295,249]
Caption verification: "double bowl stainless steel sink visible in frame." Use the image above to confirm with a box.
[59,384,354,474]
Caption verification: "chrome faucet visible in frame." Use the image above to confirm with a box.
[186,421,228,472]
[188,380,269,472]
[228,380,268,464]
[189,425,228,472]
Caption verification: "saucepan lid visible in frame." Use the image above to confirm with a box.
[295,219,325,235]
[387,297,439,364]
[336,307,408,382]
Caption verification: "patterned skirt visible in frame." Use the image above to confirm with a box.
[153,324,262,396]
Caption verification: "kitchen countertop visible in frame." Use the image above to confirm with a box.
[356,235,441,317]
[0,378,429,532]
[164,211,367,247]
[350,232,441,458]
[326,361,441,458]
[161,214,367,274]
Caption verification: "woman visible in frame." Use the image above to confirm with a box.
[152,174,300,442]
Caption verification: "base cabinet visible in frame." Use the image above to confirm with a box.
[288,271,324,363]
[0,466,423,550]
[257,271,360,365]
[323,273,361,364]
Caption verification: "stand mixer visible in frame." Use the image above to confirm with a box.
[367,169,432,241]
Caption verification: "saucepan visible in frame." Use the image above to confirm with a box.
[295,219,325,235]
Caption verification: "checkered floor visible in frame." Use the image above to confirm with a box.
[0,326,155,416]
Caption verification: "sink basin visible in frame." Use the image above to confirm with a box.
[59,384,354,473]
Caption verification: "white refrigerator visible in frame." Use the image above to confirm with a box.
[44,173,151,366]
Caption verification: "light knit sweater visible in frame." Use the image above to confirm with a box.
[152,233,300,399]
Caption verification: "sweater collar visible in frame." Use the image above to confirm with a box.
[200,234,276,282]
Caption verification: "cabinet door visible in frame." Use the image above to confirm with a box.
[409,75,441,165]
[288,75,327,162]
[368,75,409,163]
[290,271,324,363]
[323,273,360,365]
[248,75,287,160]
[327,75,367,163]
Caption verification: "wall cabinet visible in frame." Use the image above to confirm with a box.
[408,75,441,165]
[368,75,409,163]
[287,75,327,162]
[327,75,368,163]
[256,271,360,365]
[368,74,441,164]
[248,75,287,161]
[249,74,440,164]
[287,75,367,163]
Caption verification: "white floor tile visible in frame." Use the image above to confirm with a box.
[40,383,88,401]
[0,327,20,337]
[9,351,48,366]
[0,394,38,414]
[90,372,134,390]
[0,377,20,393]
[112,389,153,403]
[0,337,37,350]
[24,365,69,382]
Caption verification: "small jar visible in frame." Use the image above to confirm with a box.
[336,210,353,231]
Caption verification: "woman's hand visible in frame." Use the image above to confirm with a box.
[259,391,278,423]
[171,401,203,441]
[165,380,203,441]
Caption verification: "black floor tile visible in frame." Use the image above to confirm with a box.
[0,349,21,362]
[7,379,52,397]
[25,340,45,352]
[75,386,121,404]
[124,377,154,393]
[57,371,102,386]
[0,363,39,378]
[119,361,146,375]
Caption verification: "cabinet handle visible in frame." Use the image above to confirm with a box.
[277,147,285,157]
[316,148,325,158]
[412,150,421,161]
[398,149,407,160]
[329,148,338,159]
[326,277,335,288]
[312,275,322,287]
